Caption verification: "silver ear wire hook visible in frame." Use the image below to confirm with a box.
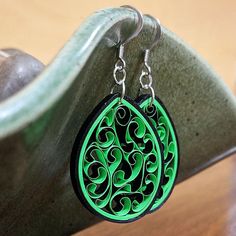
[145,15,162,51]
[139,15,162,106]
[111,6,144,102]
[120,5,144,45]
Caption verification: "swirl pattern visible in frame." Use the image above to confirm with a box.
[137,95,179,212]
[71,95,163,222]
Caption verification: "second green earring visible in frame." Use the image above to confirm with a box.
[136,95,179,212]
[136,16,179,212]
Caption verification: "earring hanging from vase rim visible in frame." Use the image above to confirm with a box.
[70,7,164,223]
[135,15,179,213]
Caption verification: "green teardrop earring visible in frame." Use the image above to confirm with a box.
[135,15,179,213]
[70,7,164,222]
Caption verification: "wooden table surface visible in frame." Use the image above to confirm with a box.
[77,155,236,236]
[0,1,235,235]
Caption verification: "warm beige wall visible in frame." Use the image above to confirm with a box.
[0,0,235,90]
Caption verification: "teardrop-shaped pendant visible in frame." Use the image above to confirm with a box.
[136,95,179,212]
[71,94,164,222]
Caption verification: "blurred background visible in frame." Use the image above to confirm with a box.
[0,0,235,91]
[0,1,235,235]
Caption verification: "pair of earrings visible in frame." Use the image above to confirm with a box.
[71,6,179,223]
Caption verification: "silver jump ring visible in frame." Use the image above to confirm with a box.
[137,86,155,106]
[110,81,125,102]
[149,86,155,106]
[139,71,153,89]
[120,81,125,102]
[113,66,126,85]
